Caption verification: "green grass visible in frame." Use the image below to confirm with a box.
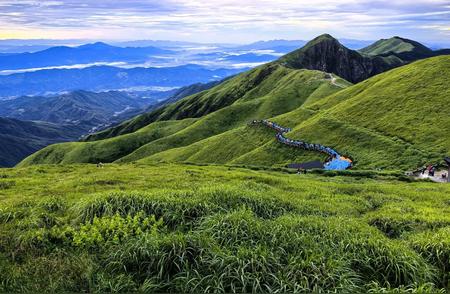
[0,163,449,292]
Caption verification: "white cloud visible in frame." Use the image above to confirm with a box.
[0,0,448,43]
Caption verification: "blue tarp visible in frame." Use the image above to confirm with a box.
[324,157,352,170]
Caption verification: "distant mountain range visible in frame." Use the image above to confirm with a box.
[0,118,80,167]
[3,37,436,99]
[0,91,152,135]
[0,64,243,98]
[0,42,172,71]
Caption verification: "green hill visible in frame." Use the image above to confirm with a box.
[20,56,450,170]
[19,41,450,171]
[19,64,349,166]
[359,36,433,59]
[145,56,450,170]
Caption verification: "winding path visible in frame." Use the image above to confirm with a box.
[325,73,347,89]
[250,120,352,170]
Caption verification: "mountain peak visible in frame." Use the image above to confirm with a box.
[315,33,337,41]
[276,34,391,83]
[307,34,340,46]
[78,42,113,49]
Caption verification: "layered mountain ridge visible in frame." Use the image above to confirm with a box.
[18,34,450,170]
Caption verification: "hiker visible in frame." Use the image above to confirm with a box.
[429,166,435,177]
[297,168,306,175]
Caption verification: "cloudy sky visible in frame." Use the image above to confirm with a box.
[0,0,449,44]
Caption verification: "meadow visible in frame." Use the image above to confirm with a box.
[0,163,449,292]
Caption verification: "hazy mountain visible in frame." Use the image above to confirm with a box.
[0,90,155,134]
[0,42,173,71]
[0,117,80,167]
[0,64,244,98]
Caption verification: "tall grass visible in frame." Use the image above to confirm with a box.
[0,163,449,292]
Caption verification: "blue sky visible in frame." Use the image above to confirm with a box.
[0,0,449,44]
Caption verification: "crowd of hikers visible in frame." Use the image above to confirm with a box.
[421,164,447,180]
[251,120,352,170]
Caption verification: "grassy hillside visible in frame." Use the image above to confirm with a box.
[141,56,450,170]
[286,55,450,169]
[359,36,433,58]
[19,56,449,171]
[0,163,449,292]
[20,65,347,166]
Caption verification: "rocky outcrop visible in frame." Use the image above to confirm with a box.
[278,34,401,83]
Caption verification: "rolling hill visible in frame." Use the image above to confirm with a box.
[0,118,80,167]
[136,56,449,170]
[359,36,433,57]
[19,63,349,166]
[19,36,450,170]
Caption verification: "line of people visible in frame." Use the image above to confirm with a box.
[251,119,353,170]
[276,133,340,157]
[251,119,342,158]
[251,120,291,134]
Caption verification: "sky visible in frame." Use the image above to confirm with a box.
[0,0,449,44]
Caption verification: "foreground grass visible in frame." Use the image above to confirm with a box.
[0,163,449,292]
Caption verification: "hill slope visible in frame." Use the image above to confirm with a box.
[19,63,349,166]
[149,56,450,170]
[286,55,450,169]
[22,56,449,170]
[19,39,450,170]
[359,36,434,60]
[0,118,80,167]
